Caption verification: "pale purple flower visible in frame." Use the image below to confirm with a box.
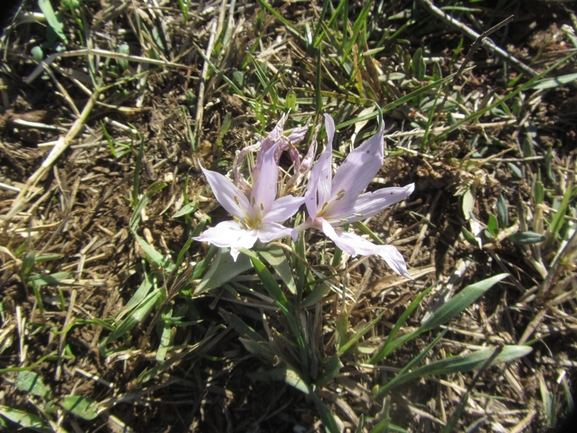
[194,145,305,261]
[303,114,415,277]
[233,115,313,196]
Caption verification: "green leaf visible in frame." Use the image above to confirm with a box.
[129,181,167,231]
[508,231,546,245]
[508,162,523,179]
[240,338,282,361]
[375,331,446,399]
[256,0,302,37]
[117,43,130,70]
[286,90,296,109]
[311,392,341,433]
[534,172,544,205]
[38,0,67,43]
[172,202,197,218]
[28,271,72,287]
[441,396,469,433]
[259,247,296,295]
[156,307,173,362]
[195,248,252,294]
[220,310,265,343]
[487,213,499,237]
[21,252,35,281]
[335,311,349,352]
[388,345,532,388]
[548,184,572,237]
[15,371,51,399]
[60,396,100,420]
[134,234,175,272]
[411,47,425,80]
[249,253,288,307]
[138,325,224,383]
[31,46,44,62]
[532,72,577,90]
[0,405,51,432]
[99,289,162,355]
[316,355,342,387]
[421,274,508,331]
[370,285,434,364]
[339,311,385,355]
[302,280,331,308]
[121,272,154,315]
[497,194,509,228]
[461,226,480,247]
[338,72,459,129]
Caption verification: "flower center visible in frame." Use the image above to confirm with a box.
[316,189,345,218]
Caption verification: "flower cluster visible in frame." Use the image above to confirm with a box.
[193,114,415,277]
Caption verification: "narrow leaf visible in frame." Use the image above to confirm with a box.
[259,247,297,295]
[388,345,532,388]
[195,248,252,294]
[508,231,546,245]
[249,254,288,307]
[38,0,67,43]
[532,72,577,90]
[421,274,508,331]
[134,234,175,271]
[487,213,499,237]
[0,406,51,432]
[60,396,101,420]
[15,371,51,399]
[370,285,434,364]
[497,194,509,228]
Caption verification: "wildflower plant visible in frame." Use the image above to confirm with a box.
[190,114,533,432]
[194,113,414,275]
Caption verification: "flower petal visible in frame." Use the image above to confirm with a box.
[321,220,410,277]
[200,163,251,219]
[253,115,285,179]
[251,145,278,217]
[262,195,305,223]
[341,183,415,223]
[287,124,309,145]
[326,123,384,218]
[230,230,258,255]
[258,222,298,242]
[305,115,335,217]
[193,220,244,248]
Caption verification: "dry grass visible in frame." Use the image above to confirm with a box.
[0,0,576,432]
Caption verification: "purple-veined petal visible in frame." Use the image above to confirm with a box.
[341,183,415,223]
[321,220,410,277]
[200,163,251,220]
[289,147,301,173]
[327,123,384,218]
[251,145,278,217]
[233,145,259,193]
[193,220,244,248]
[262,195,305,223]
[253,115,285,179]
[258,222,298,242]
[286,140,316,190]
[300,141,316,174]
[287,124,309,145]
[305,116,335,217]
